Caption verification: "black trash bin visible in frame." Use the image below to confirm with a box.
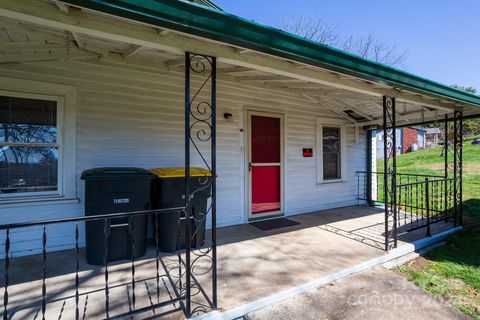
[81,167,155,265]
[150,167,212,253]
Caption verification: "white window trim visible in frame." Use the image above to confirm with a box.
[316,118,347,184]
[0,77,77,204]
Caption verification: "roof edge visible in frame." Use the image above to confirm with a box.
[185,0,223,11]
[61,0,480,107]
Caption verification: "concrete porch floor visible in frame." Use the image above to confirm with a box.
[0,205,454,319]
[215,205,453,313]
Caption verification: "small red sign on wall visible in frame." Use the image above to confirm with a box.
[303,148,313,157]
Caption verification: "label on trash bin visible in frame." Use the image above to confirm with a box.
[113,198,130,204]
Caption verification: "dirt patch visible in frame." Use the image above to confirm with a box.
[404,256,431,273]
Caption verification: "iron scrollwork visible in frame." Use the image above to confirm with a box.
[452,111,463,226]
[444,111,463,227]
[184,52,217,317]
[383,96,397,251]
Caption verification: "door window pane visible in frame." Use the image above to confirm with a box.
[251,116,281,163]
[323,127,341,180]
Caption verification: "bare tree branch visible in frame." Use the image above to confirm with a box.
[277,15,338,46]
[340,33,407,68]
[277,15,407,68]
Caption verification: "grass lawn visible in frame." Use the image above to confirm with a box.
[392,142,480,318]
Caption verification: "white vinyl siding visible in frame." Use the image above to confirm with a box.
[0,59,366,256]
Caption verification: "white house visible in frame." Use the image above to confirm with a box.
[0,0,479,318]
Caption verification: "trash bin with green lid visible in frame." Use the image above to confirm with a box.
[81,167,155,265]
[150,167,212,253]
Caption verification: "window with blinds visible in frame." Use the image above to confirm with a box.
[322,126,341,180]
[0,95,59,196]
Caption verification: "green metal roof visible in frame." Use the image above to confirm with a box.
[187,0,222,11]
[62,0,480,107]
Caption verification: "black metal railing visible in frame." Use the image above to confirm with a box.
[357,171,456,238]
[0,207,216,320]
[357,171,446,203]
[396,177,455,235]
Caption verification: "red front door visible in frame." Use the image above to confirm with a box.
[249,113,282,216]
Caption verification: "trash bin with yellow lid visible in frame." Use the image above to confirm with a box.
[150,167,212,252]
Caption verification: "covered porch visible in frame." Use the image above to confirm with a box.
[0,206,456,319]
[0,0,480,319]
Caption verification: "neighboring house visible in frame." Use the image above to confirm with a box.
[425,127,441,147]
[375,129,403,159]
[375,126,441,158]
[0,0,479,319]
[402,127,425,152]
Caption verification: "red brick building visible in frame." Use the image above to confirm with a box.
[402,127,420,152]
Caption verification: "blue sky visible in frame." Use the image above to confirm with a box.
[214,0,479,91]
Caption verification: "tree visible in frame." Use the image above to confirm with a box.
[277,15,407,68]
[450,85,480,138]
[339,34,407,68]
[451,85,478,95]
[277,15,338,46]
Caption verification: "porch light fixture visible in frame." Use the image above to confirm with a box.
[224,112,233,122]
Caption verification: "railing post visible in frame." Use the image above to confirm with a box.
[211,56,217,309]
[103,218,110,319]
[41,226,47,320]
[129,216,136,310]
[184,51,192,317]
[425,178,431,237]
[3,228,10,320]
[75,223,80,320]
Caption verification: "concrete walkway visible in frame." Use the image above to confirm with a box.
[245,267,470,320]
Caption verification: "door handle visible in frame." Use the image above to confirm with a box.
[249,162,252,172]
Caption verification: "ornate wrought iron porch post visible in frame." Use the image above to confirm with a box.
[453,110,463,226]
[184,52,217,317]
[444,114,449,220]
[383,96,397,251]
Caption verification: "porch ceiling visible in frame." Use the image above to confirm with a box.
[0,0,479,127]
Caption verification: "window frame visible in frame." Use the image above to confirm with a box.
[316,118,347,184]
[0,77,77,204]
[0,91,63,198]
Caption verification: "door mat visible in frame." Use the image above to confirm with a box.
[250,218,300,231]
